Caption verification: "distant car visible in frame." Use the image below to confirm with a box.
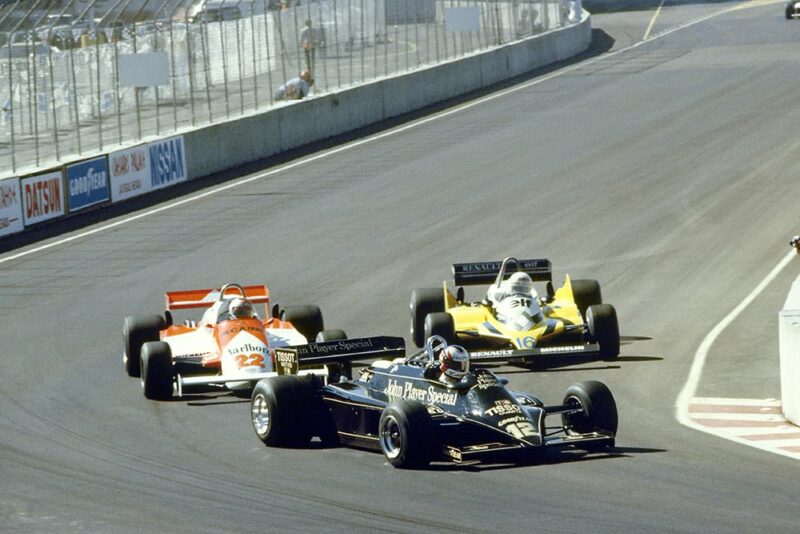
[787,1,800,18]
[410,257,620,364]
[123,282,348,400]
[251,335,618,468]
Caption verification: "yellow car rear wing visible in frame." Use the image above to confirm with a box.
[452,258,552,286]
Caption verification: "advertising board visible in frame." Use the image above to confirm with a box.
[109,144,150,202]
[67,156,110,212]
[0,178,24,237]
[21,170,65,225]
[149,136,187,191]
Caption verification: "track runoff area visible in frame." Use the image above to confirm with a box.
[676,250,800,460]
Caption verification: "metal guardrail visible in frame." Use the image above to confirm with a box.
[0,0,572,179]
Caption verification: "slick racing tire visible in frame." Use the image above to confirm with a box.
[315,329,348,342]
[586,304,620,359]
[251,375,325,447]
[123,315,165,378]
[282,305,324,342]
[562,380,618,450]
[424,312,456,345]
[571,279,602,318]
[410,288,445,347]
[379,400,436,469]
[140,341,174,400]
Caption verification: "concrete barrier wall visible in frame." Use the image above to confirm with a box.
[0,13,592,240]
[183,13,592,180]
[780,278,800,424]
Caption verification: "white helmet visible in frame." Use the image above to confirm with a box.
[507,272,534,297]
[229,297,255,319]
[439,345,470,381]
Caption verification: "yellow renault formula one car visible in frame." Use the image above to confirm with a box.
[409,257,620,364]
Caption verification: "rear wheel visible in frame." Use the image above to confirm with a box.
[586,304,620,359]
[379,400,436,468]
[123,315,165,378]
[140,342,173,400]
[424,312,455,345]
[315,329,348,342]
[571,279,602,318]
[410,288,445,347]
[562,380,617,450]
[282,305,324,342]
[251,375,324,447]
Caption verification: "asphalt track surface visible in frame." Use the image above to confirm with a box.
[3,1,800,532]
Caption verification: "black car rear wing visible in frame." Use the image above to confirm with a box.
[273,336,406,375]
[452,258,552,286]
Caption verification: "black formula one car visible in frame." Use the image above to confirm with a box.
[250,336,618,468]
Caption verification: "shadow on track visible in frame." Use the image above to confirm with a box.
[320,443,668,472]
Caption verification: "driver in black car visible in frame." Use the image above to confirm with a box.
[435,344,470,384]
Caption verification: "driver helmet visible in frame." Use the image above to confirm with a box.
[507,272,535,298]
[229,297,256,319]
[439,345,470,382]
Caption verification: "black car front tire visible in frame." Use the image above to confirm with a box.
[562,380,618,449]
[251,375,326,447]
[379,400,435,468]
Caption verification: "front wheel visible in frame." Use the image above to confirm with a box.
[379,400,436,468]
[141,341,173,400]
[251,375,322,447]
[586,304,620,359]
[562,380,618,449]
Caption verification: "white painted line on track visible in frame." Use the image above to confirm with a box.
[643,0,667,41]
[676,252,800,459]
[0,2,748,267]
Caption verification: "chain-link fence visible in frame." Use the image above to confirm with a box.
[0,0,575,178]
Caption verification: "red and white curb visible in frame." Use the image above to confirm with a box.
[676,251,798,460]
[686,397,800,459]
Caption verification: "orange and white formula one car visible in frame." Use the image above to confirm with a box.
[123,283,348,400]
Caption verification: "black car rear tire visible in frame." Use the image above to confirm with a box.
[586,304,620,359]
[124,315,165,378]
[562,380,618,449]
[424,312,456,345]
[251,375,324,447]
[571,279,602,318]
[410,288,445,347]
[141,341,173,400]
[282,305,324,342]
[379,400,435,468]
